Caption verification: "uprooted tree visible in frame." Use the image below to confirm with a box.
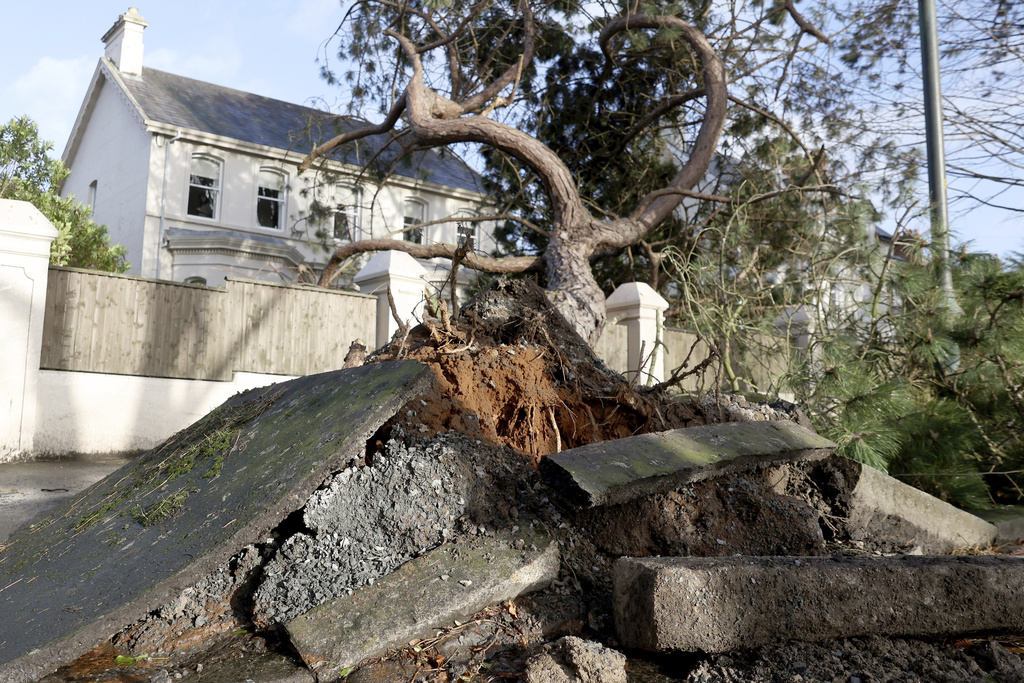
[301,0,834,347]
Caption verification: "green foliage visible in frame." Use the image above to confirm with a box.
[788,243,1024,510]
[0,116,129,273]
[663,192,1024,510]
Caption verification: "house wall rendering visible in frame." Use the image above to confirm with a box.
[61,66,152,274]
[60,7,494,289]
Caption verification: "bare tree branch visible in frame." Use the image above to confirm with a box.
[784,0,830,44]
[316,239,543,287]
[599,15,729,238]
[299,98,408,172]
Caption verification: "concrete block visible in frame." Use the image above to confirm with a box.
[977,507,1024,544]
[541,421,836,508]
[846,461,997,553]
[614,555,1024,654]
[0,361,433,683]
[996,517,1024,544]
[286,528,559,680]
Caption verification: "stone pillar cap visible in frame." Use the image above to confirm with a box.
[605,282,669,314]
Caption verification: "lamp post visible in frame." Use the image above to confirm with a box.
[918,0,960,318]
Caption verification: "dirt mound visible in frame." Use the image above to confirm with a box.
[371,278,710,463]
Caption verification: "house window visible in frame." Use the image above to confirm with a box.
[187,155,221,219]
[403,198,425,244]
[257,169,286,229]
[456,210,478,247]
[333,185,362,241]
[184,276,207,286]
[87,180,98,209]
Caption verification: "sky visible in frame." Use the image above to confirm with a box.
[2,1,1021,260]
[1,1,346,158]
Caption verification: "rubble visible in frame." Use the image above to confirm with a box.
[524,636,628,683]
[0,362,433,683]
[3,278,1024,683]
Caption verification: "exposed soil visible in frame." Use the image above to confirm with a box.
[372,278,713,464]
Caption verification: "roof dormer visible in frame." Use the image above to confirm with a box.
[101,7,148,77]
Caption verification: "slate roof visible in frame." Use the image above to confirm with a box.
[119,67,484,194]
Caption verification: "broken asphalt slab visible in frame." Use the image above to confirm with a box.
[540,421,836,508]
[286,527,559,681]
[0,361,433,683]
[614,554,1024,654]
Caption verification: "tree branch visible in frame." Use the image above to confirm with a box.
[599,15,729,240]
[784,0,830,45]
[299,98,408,172]
[460,0,535,113]
[606,87,707,158]
[316,239,543,287]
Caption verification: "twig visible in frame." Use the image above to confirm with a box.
[447,234,473,315]
[387,286,412,358]
[651,335,719,392]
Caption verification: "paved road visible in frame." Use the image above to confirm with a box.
[0,458,131,543]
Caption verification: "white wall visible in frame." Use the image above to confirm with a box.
[32,370,294,457]
[0,201,57,460]
[61,75,152,276]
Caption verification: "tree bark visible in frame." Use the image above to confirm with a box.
[308,11,729,349]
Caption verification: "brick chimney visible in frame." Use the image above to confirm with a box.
[101,7,148,76]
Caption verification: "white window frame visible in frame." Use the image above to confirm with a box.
[332,184,362,242]
[187,154,222,220]
[455,209,479,247]
[403,197,426,244]
[256,168,287,230]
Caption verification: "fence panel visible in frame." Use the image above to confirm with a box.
[663,329,716,393]
[40,268,375,381]
[230,279,376,376]
[595,323,629,375]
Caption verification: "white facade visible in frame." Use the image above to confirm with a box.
[61,8,493,289]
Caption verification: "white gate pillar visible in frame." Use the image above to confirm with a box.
[0,200,57,461]
[353,250,428,349]
[605,282,669,385]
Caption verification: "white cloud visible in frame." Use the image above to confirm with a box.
[3,56,95,152]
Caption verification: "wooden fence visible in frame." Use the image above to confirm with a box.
[40,268,377,381]
[39,266,792,391]
[662,329,792,395]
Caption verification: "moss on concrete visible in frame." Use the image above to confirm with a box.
[542,421,837,507]
[71,395,276,532]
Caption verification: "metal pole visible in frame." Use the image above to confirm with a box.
[918,0,960,316]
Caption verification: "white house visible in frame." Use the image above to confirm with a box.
[60,7,494,288]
